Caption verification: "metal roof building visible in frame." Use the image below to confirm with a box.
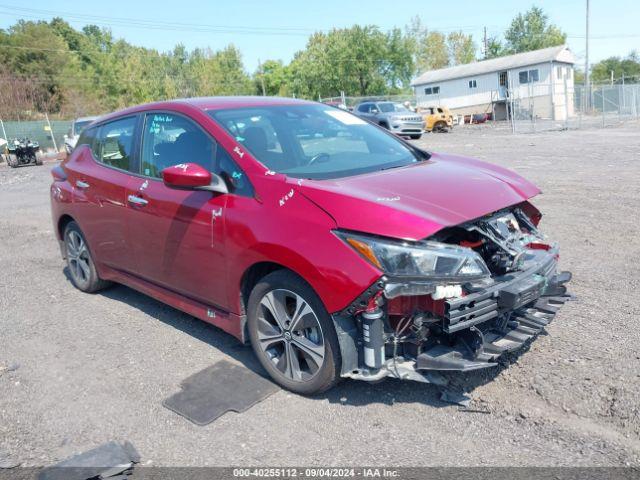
[412,45,576,121]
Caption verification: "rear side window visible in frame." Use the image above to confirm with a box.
[76,127,97,149]
[94,117,136,170]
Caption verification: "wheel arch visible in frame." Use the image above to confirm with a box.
[238,260,318,345]
[57,214,76,241]
[239,261,287,314]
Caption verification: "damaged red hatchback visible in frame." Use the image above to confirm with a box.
[50,97,571,394]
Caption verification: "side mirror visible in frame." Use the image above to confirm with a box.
[161,163,228,194]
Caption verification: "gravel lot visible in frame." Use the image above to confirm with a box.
[0,122,639,468]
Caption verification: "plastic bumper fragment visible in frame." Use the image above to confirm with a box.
[416,294,571,372]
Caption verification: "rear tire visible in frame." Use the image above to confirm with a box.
[63,221,111,293]
[247,270,341,395]
[35,152,43,166]
[8,155,18,168]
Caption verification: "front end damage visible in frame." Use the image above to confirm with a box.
[333,203,572,383]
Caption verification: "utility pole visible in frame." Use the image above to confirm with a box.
[483,27,488,59]
[258,59,266,96]
[584,0,590,111]
[45,113,57,151]
[611,70,614,85]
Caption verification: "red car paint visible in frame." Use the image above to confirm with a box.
[50,97,540,342]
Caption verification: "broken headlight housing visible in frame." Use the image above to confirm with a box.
[335,231,491,280]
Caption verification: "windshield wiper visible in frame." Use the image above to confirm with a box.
[379,163,411,172]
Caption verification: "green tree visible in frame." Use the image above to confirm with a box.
[447,31,476,65]
[255,59,291,96]
[503,6,566,54]
[289,25,412,98]
[405,17,449,73]
[591,51,640,84]
[484,36,504,59]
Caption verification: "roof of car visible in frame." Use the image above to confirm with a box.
[95,96,317,124]
[179,96,314,110]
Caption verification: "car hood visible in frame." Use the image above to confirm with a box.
[294,152,540,241]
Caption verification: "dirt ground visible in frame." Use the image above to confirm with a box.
[0,121,639,468]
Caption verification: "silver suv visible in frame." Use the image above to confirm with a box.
[354,102,424,139]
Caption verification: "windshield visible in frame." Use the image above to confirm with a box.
[208,104,422,180]
[378,102,409,113]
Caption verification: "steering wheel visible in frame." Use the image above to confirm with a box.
[307,152,330,165]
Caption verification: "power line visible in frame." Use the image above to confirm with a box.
[0,4,315,34]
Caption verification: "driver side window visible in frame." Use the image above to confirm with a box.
[141,113,214,179]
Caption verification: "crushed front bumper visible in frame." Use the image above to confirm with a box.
[336,249,572,383]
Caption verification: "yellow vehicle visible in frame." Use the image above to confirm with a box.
[420,105,454,132]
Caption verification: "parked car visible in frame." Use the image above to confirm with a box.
[419,105,454,132]
[64,116,99,154]
[354,101,424,139]
[50,97,571,394]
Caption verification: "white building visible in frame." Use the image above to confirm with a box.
[412,45,576,121]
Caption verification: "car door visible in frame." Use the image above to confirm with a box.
[356,103,372,120]
[67,116,140,273]
[125,111,234,310]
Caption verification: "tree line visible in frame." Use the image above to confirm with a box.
[0,7,635,119]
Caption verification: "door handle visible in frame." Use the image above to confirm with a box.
[75,180,90,189]
[127,194,148,207]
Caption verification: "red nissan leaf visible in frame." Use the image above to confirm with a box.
[50,97,571,394]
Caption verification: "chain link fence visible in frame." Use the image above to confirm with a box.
[508,83,640,133]
[320,94,415,110]
[322,84,640,133]
[1,118,72,151]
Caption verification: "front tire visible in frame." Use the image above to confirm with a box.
[63,221,110,293]
[434,121,448,132]
[8,155,18,168]
[247,270,341,395]
[410,134,422,140]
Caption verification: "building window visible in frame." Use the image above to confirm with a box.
[519,69,540,84]
[519,71,528,84]
[468,79,477,89]
[530,69,539,82]
[556,66,563,80]
[424,86,440,95]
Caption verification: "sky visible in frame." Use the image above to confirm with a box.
[0,0,638,73]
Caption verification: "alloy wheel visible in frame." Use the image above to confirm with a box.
[66,230,92,289]
[256,289,326,382]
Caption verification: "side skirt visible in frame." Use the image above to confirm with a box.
[99,264,246,343]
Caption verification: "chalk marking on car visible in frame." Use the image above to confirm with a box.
[233,146,245,158]
[279,189,294,207]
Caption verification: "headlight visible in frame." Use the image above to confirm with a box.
[335,231,490,280]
